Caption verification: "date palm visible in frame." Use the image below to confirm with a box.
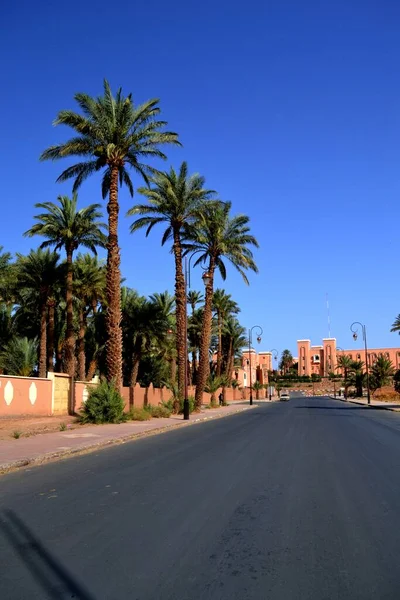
[212,289,239,377]
[222,317,247,383]
[40,80,180,388]
[15,249,60,377]
[184,201,259,408]
[25,194,106,377]
[0,337,38,377]
[187,290,204,314]
[74,254,106,381]
[370,354,395,392]
[128,162,215,401]
[336,354,353,398]
[390,315,400,334]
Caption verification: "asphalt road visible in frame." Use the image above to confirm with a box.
[2,395,400,599]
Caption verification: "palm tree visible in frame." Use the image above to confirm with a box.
[15,249,60,378]
[349,360,365,398]
[187,290,204,315]
[279,349,293,374]
[25,194,106,377]
[74,254,106,381]
[40,80,180,388]
[128,162,214,401]
[336,355,353,398]
[370,354,395,392]
[184,201,259,408]
[205,374,225,407]
[212,289,239,377]
[0,337,38,377]
[122,290,168,407]
[390,315,400,334]
[187,307,204,385]
[222,317,247,384]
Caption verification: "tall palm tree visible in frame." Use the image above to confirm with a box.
[349,360,365,398]
[40,80,180,388]
[74,254,106,381]
[187,307,204,385]
[212,289,239,377]
[25,194,106,377]
[184,201,259,408]
[15,249,60,377]
[128,162,214,401]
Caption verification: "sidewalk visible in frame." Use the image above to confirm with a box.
[0,402,257,474]
[335,396,400,412]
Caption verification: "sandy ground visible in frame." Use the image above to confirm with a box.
[0,415,80,440]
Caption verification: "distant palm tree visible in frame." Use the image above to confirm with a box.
[222,317,247,384]
[279,349,293,374]
[390,315,400,334]
[212,289,239,377]
[74,254,106,381]
[15,249,60,377]
[184,201,259,408]
[0,337,38,377]
[336,354,353,398]
[128,162,214,401]
[122,290,167,407]
[205,374,225,407]
[25,194,106,377]
[40,80,180,388]
[187,290,204,315]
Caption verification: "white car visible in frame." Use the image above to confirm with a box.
[280,392,290,401]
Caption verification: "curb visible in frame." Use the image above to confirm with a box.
[333,396,400,412]
[0,405,256,475]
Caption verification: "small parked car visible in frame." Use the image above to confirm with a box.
[280,392,290,401]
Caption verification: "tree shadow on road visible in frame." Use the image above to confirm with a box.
[0,509,95,600]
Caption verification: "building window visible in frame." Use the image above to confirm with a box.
[357,354,361,360]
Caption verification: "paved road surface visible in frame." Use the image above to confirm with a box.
[2,395,400,599]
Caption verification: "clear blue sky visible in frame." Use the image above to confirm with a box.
[1,0,400,355]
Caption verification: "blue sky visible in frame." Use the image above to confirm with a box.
[1,0,400,355]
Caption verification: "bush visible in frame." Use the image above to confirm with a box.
[79,380,126,424]
[128,407,152,421]
[373,386,400,402]
[162,396,196,414]
[144,404,171,418]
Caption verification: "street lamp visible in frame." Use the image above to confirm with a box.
[248,325,263,405]
[350,322,371,405]
[268,349,278,401]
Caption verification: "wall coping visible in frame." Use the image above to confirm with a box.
[0,374,50,382]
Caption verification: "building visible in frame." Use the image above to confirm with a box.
[233,349,274,387]
[297,338,400,377]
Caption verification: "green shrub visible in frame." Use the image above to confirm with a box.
[162,396,195,414]
[12,430,22,439]
[79,380,126,424]
[59,422,67,431]
[144,404,171,418]
[128,407,152,421]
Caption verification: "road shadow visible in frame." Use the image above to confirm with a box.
[296,405,379,411]
[0,509,95,599]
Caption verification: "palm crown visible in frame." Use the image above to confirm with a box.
[40,80,181,197]
[184,201,259,283]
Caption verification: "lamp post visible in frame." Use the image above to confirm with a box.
[350,322,371,405]
[248,325,263,405]
[181,254,211,420]
[268,349,278,401]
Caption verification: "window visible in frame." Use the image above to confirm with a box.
[313,355,320,362]
[357,354,361,360]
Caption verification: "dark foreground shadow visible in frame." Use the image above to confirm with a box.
[296,405,377,411]
[0,509,95,600]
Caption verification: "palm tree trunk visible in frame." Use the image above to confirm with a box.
[225,339,234,382]
[216,312,222,377]
[39,298,47,378]
[195,260,215,409]
[47,299,55,373]
[173,227,186,401]
[191,350,197,385]
[77,310,86,381]
[129,354,140,409]
[106,166,123,389]
[64,247,75,377]
[86,358,97,381]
